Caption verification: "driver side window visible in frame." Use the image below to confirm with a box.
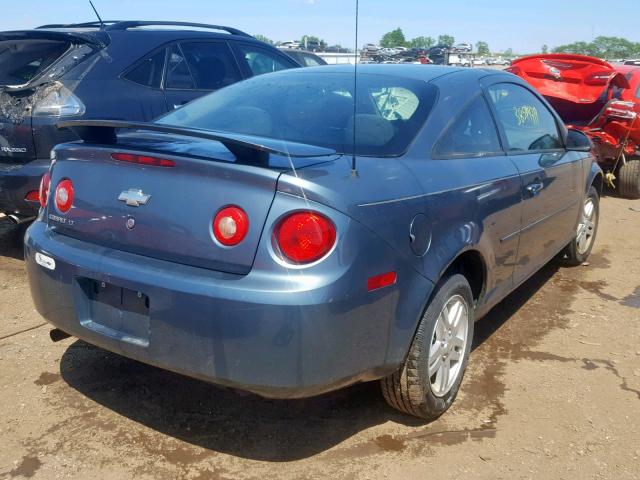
[487,83,563,152]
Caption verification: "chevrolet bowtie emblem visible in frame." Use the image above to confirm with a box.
[118,189,151,207]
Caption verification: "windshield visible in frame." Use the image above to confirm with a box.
[0,39,71,86]
[157,71,437,156]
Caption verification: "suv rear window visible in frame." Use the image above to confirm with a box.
[0,39,70,86]
[157,71,438,156]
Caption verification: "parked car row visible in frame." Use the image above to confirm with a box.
[3,21,607,421]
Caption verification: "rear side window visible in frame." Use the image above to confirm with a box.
[179,42,242,90]
[237,45,295,76]
[435,95,502,158]
[0,39,70,86]
[300,53,324,67]
[123,49,165,88]
[487,83,563,151]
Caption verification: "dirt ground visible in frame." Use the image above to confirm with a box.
[0,195,639,480]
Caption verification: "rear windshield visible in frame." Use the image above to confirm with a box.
[157,71,437,156]
[0,39,71,86]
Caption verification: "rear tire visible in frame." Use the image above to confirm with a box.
[381,274,474,420]
[561,186,599,266]
[618,159,640,199]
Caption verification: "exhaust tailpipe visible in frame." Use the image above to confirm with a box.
[49,328,72,342]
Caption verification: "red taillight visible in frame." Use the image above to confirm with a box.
[38,172,51,208]
[54,179,74,213]
[212,206,249,246]
[25,190,40,203]
[274,211,336,264]
[585,71,614,86]
[111,153,175,167]
[367,271,398,292]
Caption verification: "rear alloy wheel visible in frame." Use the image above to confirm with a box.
[618,159,640,199]
[381,274,474,420]
[561,186,599,266]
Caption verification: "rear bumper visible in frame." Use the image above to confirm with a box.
[0,158,50,217]
[25,220,433,398]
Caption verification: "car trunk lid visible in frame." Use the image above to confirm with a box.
[45,123,337,274]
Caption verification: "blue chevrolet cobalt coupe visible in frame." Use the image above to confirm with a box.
[25,65,601,419]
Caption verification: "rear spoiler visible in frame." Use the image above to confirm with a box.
[57,120,336,162]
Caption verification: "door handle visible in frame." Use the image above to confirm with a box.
[526,180,544,197]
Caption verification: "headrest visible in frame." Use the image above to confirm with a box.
[345,114,394,147]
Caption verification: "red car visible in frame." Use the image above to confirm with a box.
[508,54,640,198]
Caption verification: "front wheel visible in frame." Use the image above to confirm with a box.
[381,274,474,420]
[560,186,600,266]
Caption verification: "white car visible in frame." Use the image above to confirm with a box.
[380,47,400,56]
[492,57,510,66]
[472,58,487,66]
[448,54,471,67]
[279,41,300,49]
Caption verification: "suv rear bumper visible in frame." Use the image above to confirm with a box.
[25,220,433,399]
[0,159,50,217]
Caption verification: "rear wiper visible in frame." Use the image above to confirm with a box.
[58,120,336,163]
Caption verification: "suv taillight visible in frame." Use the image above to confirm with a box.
[38,172,51,209]
[54,179,74,213]
[274,211,336,264]
[32,84,85,117]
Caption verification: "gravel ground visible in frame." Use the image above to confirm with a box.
[0,195,639,480]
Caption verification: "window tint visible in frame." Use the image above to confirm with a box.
[157,72,437,157]
[488,83,563,151]
[179,42,242,90]
[238,45,295,76]
[435,95,502,157]
[165,44,195,89]
[123,49,165,88]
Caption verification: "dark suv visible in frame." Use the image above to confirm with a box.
[0,21,299,221]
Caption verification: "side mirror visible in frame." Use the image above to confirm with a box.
[565,129,593,152]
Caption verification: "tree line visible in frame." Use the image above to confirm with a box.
[552,36,640,59]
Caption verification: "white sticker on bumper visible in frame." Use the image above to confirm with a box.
[35,252,56,271]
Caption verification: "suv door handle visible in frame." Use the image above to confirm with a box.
[526,180,544,197]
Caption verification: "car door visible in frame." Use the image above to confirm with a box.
[404,92,523,309]
[163,41,243,111]
[485,81,582,284]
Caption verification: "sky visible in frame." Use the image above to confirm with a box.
[1,0,639,53]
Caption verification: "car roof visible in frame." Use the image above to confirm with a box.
[276,64,503,83]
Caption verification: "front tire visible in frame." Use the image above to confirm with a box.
[618,159,640,199]
[381,274,474,420]
[561,186,600,266]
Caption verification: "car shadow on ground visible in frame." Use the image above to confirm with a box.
[58,261,562,462]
